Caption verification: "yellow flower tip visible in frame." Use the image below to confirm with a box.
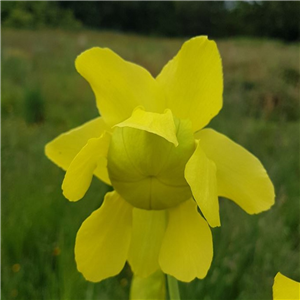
[75,47,102,81]
[62,182,80,202]
[44,140,66,171]
[75,46,107,68]
[189,35,209,46]
[273,272,300,300]
[44,142,51,159]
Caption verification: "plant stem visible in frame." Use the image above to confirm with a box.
[167,275,181,300]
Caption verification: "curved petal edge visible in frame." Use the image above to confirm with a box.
[196,128,275,214]
[159,199,213,282]
[75,191,132,282]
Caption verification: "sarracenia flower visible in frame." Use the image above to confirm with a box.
[273,272,300,300]
[45,36,275,283]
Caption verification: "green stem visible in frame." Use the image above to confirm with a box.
[167,275,181,300]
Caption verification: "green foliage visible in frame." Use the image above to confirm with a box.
[1,1,81,29]
[231,1,300,41]
[2,29,299,300]
[60,1,300,41]
[1,2,299,41]
[24,86,45,124]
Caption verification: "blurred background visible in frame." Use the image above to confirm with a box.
[2,1,299,300]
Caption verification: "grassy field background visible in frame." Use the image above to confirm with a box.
[2,29,299,300]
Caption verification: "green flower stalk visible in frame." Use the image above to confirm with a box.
[45,36,275,284]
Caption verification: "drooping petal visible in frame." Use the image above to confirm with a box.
[128,208,167,277]
[273,272,300,300]
[75,192,132,282]
[115,107,178,146]
[156,36,223,132]
[196,129,275,214]
[185,141,220,227]
[75,48,165,127]
[159,199,213,282]
[45,117,107,171]
[45,117,111,185]
[62,132,111,201]
[130,270,166,300]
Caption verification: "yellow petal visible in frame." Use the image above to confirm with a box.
[75,47,165,127]
[130,270,166,300]
[128,209,167,277]
[115,107,178,146]
[185,141,220,227]
[156,36,223,132]
[45,117,107,171]
[75,191,132,282]
[93,158,111,185]
[273,272,300,300]
[62,132,111,201]
[196,129,275,214]
[159,199,213,282]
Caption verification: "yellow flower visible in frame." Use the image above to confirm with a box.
[45,36,275,283]
[273,272,300,300]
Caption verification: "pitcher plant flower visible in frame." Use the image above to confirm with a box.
[45,36,275,283]
[273,272,300,300]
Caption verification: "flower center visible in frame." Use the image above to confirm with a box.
[107,117,195,210]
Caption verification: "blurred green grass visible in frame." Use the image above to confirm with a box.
[2,29,299,300]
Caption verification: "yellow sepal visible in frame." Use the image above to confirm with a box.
[196,128,275,214]
[157,36,223,132]
[76,47,165,127]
